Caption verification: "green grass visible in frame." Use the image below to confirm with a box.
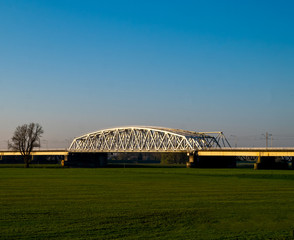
[1,168,294,239]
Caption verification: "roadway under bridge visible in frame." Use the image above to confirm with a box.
[1,126,294,169]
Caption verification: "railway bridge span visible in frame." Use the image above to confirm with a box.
[68,126,230,152]
[1,126,294,169]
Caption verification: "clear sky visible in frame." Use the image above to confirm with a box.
[1,0,294,148]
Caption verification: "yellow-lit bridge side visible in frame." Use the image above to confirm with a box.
[0,150,69,156]
[198,148,294,157]
[1,148,294,157]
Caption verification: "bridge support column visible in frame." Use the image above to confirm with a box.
[61,155,68,167]
[186,152,196,168]
[254,156,261,170]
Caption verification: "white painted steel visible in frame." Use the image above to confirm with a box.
[69,126,230,152]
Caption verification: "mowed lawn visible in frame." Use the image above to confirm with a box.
[1,168,294,239]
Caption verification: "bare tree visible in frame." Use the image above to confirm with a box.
[8,123,44,168]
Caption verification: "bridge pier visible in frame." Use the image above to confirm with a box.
[61,155,68,167]
[186,152,196,168]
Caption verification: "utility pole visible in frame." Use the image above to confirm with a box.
[264,132,273,148]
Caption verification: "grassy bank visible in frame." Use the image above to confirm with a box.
[1,168,294,239]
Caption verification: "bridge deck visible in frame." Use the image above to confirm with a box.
[198,148,294,157]
[0,150,68,156]
[1,148,294,157]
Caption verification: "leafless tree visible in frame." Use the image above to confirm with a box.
[8,123,44,168]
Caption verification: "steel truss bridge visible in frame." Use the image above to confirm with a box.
[1,126,294,162]
[68,126,231,152]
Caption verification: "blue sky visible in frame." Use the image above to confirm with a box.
[1,0,294,148]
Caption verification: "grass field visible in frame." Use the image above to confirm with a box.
[1,167,294,239]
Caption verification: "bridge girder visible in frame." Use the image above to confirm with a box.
[69,126,230,153]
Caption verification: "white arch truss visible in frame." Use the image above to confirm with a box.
[68,126,231,152]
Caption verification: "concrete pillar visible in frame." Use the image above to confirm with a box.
[189,153,194,163]
[60,155,68,167]
[186,152,196,168]
[254,156,261,170]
